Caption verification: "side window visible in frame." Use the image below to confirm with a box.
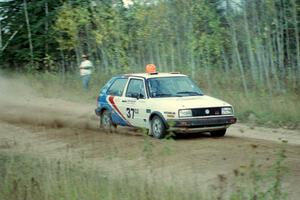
[107,78,128,96]
[126,79,146,98]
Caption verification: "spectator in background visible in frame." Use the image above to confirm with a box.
[79,54,94,90]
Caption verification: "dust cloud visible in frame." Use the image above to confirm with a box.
[0,75,98,131]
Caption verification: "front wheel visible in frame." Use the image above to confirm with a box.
[210,129,226,137]
[151,116,166,139]
[100,110,116,131]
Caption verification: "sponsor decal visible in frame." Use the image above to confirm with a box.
[167,114,175,118]
[164,111,176,114]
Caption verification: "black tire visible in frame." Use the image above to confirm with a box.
[100,110,116,131]
[210,129,226,137]
[150,116,166,139]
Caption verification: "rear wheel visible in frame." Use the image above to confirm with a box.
[100,110,116,131]
[210,129,226,137]
[151,116,166,139]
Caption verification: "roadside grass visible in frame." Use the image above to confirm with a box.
[0,152,206,200]
[24,72,108,103]
[214,91,300,128]
[15,70,300,129]
[0,142,288,200]
[193,69,300,129]
[228,141,288,200]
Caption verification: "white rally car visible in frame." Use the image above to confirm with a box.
[95,70,236,139]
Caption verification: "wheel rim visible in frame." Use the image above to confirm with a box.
[152,118,162,137]
[101,113,111,128]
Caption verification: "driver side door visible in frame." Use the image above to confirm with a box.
[119,78,148,128]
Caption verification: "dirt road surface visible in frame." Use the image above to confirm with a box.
[0,77,300,199]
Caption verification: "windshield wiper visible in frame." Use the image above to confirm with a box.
[153,93,182,97]
[176,91,203,96]
[154,93,172,97]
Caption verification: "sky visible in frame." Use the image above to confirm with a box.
[123,0,133,7]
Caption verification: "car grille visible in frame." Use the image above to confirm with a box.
[191,107,222,117]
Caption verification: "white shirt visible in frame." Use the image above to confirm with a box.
[79,60,93,76]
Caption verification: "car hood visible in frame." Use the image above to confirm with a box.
[150,95,231,109]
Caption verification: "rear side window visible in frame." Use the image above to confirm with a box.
[107,78,128,96]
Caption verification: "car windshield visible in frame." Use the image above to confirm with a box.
[148,76,204,98]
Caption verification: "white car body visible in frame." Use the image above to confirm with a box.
[95,72,236,138]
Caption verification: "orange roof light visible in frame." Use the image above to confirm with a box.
[146,64,156,73]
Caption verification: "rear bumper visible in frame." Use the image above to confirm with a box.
[167,116,237,133]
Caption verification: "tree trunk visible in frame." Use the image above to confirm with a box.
[161,42,168,72]
[155,42,162,71]
[261,43,272,95]
[23,0,34,65]
[190,48,195,79]
[75,46,81,71]
[221,46,229,74]
[275,0,285,88]
[225,0,248,95]
[228,18,248,95]
[203,45,211,91]
[188,21,195,79]
[267,35,280,92]
[59,49,65,80]
[100,48,108,73]
[84,25,93,62]
[45,0,49,56]
[254,38,264,85]
[176,33,181,68]
[291,0,300,84]
[0,18,2,50]
[1,25,23,53]
[171,42,175,72]
[243,4,257,83]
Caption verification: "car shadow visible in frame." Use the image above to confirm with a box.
[116,127,231,141]
[170,132,212,140]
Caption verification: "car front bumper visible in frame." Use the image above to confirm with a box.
[167,116,237,133]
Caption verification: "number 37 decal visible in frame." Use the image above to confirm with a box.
[126,108,139,119]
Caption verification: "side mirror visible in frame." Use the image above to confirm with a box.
[131,93,140,99]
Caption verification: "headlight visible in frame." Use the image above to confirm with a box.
[222,107,233,115]
[179,109,192,118]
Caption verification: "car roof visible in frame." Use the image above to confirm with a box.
[121,72,187,79]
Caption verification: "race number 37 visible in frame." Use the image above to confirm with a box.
[126,108,135,119]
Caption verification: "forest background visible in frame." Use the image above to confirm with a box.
[0,0,299,127]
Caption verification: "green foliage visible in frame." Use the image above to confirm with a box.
[0,0,63,70]
[54,3,90,50]
[1,0,300,94]
[229,142,288,200]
